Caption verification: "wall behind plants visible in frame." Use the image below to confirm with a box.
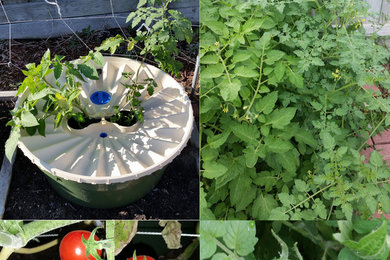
[0,0,199,39]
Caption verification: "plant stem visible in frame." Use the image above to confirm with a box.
[20,220,81,247]
[175,239,199,260]
[0,247,14,260]
[15,239,58,254]
[213,237,243,260]
[284,183,336,215]
[358,116,385,151]
[243,43,265,119]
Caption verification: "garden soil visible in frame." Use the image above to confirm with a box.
[0,28,199,219]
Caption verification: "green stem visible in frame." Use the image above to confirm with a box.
[217,52,232,84]
[332,82,357,93]
[20,221,81,246]
[15,239,58,254]
[243,43,265,119]
[358,116,386,151]
[213,237,243,260]
[284,183,336,215]
[0,247,14,260]
[105,221,115,260]
[175,239,199,260]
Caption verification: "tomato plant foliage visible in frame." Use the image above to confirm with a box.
[200,220,390,260]
[200,0,390,220]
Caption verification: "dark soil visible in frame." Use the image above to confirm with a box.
[3,137,199,220]
[0,28,199,220]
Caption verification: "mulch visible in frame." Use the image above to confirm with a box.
[0,28,199,219]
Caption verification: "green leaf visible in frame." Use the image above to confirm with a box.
[243,146,259,168]
[274,62,286,81]
[21,111,39,127]
[91,52,105,66]
[260,17,276,29]
[95,35,124,54]
[338,248,360,260]
[264,136,293,154]
[256,91,278,115]
[287,69,304,88]
[200,221,227,259]
[294,129,317,148]
[202,64,224,79]
[341,203,353,221]
[208,131,231,149]
[27,88,54,102]
[342,221,389,259]
[205,21,229,36]
[78,62,99,80]
[137,0,147,8]
[266,107,297,129]
[234,66,259,78]
[223,221,258,256]
[5,128,20,161]
[113,221,138,255]
[231,123,260,143]
[266,50,285,64]
[242,18,264,33]
[53,62,63,80]
[220,79,241,101]
[229,174,256,211]
[322,132,335,150]
[203,161,228,179]
[271,229,289,260]
[201,54,219,64]
[37,119,46,136]
[232,51,252,63]
[275,152,297,173]
[294,179,308,192]
[252,193,277,219]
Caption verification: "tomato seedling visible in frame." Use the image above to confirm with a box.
[59,230,102,260]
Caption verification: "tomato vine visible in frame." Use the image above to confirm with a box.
[200,0,390,220]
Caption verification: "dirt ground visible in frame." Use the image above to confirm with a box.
[0,28,199,219]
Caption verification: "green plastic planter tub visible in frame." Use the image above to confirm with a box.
[17,56,194,208]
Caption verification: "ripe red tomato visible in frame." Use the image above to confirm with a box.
[127,256,155,260]
[59,230,102,260]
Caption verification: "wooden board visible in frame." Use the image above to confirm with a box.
[0,13,131,39]
[0,152,15,219]
[0,0,199,39]
[0,0,137,23]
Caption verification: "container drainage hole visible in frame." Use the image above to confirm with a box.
[100,132,108,138]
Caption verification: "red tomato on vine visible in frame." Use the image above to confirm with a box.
[59,230,102,260]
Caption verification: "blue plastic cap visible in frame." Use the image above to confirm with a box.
[100,132,108,138]
[91,91,111,105]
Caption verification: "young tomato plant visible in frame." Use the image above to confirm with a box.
[5,1,192,162]
[200,0,390,220]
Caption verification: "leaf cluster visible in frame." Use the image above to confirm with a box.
[200,0,390,220]
[126,0,193,76]
[200,220,390,260]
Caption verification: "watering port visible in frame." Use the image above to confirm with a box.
[100,132,108,138]
[91,91,111,105]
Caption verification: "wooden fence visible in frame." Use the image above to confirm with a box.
[0,0,199,39]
